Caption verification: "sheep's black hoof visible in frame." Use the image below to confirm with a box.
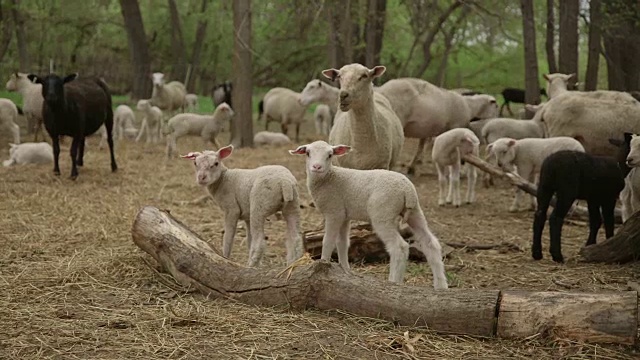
[77,161,83,167]
[53,170,61,176]
[69,174,78,181]
[551,255,564,263]
[531,250,543,260]
[111,164,118,172]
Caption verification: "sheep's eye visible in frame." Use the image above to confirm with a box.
[306,152,310,157]
[328,154,332,159]
[359,74,368,80]
[214,162,219,166]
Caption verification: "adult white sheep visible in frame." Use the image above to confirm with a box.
[611,133,640,222]
[299,79,339,116]
[184,93,198,112]
[314,104,332,135]
[135,99,163,144]
[150,72,187,133]
[5,72,43,140]
[253,131,291,146]
[0,98,20,145]
[259,87,308,142]
[290,140,448,289]
[181,145,303,267]
[481,103,545,145]
[487,137,585,212]
[323,63,404,170]
[3,142,52,166]
[431,128,480,207]
[166,102,234,158]
[375,78,498,175]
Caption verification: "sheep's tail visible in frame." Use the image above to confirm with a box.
[281,181,295,203]
[257,99,264,121]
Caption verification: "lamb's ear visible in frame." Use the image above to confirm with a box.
[543,73,550,81]
[332,145,352,156]
[507,139,516,147]
[369,66,386,79]
[288,145,307,155]
[525,104,537,112]
[463,135,478,145]
[180,151,201,160]
[486,143,494,153]
[27,74,41,84]
[63,73,78,84]
[322,69,339,82]
[217,145,233,160]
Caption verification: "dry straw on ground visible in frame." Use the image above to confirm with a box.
[1,120,640,359]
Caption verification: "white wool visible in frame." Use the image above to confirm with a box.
[3,142,52,166]
[5,72,43,138]
[135,99,164,144]
[313,104,332,135]
[253,131,291,146]
[261,87,309,142]
[0,98,20,145]
[184,93,198,112]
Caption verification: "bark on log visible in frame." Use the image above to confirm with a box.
[131,206,638,344]
[579,210,640,263]
[462,154,623,224]
[497,290,637,345]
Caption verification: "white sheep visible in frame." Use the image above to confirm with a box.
[481,103,545,145]
[290,140,448,289]
[324,64,404,170]
[0,98,20,145]
[3,142,52,166]
[260,87,309,142]
[544,73,574,98]
[253,131,292,146]
[375,78,498,175]
[184,93,198,112]
[431,128,480,207]
[166,102,234,158]
[487,137,585,212]
[150,72,187,114]
[313,104,332,135]
[181,145,303,267]
[299,79,339,116]
[615,134,640,222]
[98,104,139,149]
[135,99,163,144]
[5,72,42,139]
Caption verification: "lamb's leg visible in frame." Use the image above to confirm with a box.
[620,183,632,223]
[222,212,240,259]
[315,117,322,135]
[295,123,301,142]
[450,162,462,207]
[243,220,252,252]
[372,220,409,284]
[601,197,617,239]
[548,195,574,263]
[436,163,448,206]
[585,200,603,246]
[406,209,448,289]
[465,163,477,204]
[52,133,61,176]
[166,135,174,158]
[248,216,267,267]
[499,102,506,117]
[510,167,530,212]
[10,122,20,144]
[335,219,351,272]
[407,138,428,176]
[321,216,342,263]
[532,188,553,260]
[282,200,303,265]
[135,117,147,143]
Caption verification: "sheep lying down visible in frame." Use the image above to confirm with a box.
[3,142,53,167]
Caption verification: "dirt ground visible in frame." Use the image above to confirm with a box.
[1,117,640,359]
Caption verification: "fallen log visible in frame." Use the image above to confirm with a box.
[579,210,640,264]
[461,154,623,224]
[132,206,638,345]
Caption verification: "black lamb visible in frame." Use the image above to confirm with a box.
[532,150,625,263]
[27,73,117,180]
[500,87,547,116]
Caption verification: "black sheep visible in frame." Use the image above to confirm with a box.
[532,150,625,263]
[27,73,117,180]
[500,87,547,116]
[212,81,233,108]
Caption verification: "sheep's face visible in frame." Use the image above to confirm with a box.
[299,80,327,106]
[136,100,150,111]
[289,140,351,177]
[27,73,78,107]
[215,103,235,119]
[487,138,516,172]
[5,73,23,91]
[627,134,640,167]
[472,95,498,119]
[543,73,575,89]
[152,73,165,88]
[181,145,233,186]
[322,64,386,112]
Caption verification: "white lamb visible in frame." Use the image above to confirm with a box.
[150,72,187,115]
[324,64,404,170]
[135,99,163,144]
[5,72,43,140]
[3,142,52,166]
[290,140,447,289]
[253,131,291,146]
[166,102,234,158]
[181,145,303,267]
[314,104,332,135]
[481,104,545,145]
[98,104,138,149]
[616,133,640,222]
[184,93,199,112]
[431,128,480,207]
[487,137,585,211]
[0,98,20,145]
[260,87,309,142]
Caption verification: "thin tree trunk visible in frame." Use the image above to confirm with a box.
[521,0,541,117]
[10,0,28,71]
[435,6,471,86]
[0,0,13,63]
[558,0,579,89]
[231,0,253,147]
[326,1,346,69]
[602,0,640,91]
[119,0,152,99]
[584,0,602,91]
[168,0,187,82]
[364,0,386,68]
[188,0,209,93]
[545,0,557,74]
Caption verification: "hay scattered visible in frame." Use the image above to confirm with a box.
[1,124,639,359]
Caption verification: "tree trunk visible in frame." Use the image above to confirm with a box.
[118,0,152,100]
[168,0,187,83]
[558,0,579,89]
[584,0,602,91]
[434,5,471,87]
[0,0,13,63]
[188,0,209,93]
[364,0,386,68]
[231,0,253,148]
[131,206,638,345]
[521,0,541,117]
[10,0,28,71]
[602,0,640,92]
[326,1,345,69]
[545,0,557,74]
[579,210,640,264]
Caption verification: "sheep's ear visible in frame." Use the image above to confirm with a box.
[543,73,550,81]
[217,145,233,160]
[288,145,307,155]
[180,152,201,160]
[369,66,386,79]
[624,132,634,144]
[322,69,339,82]
[486,143,494,153]
[63,73,78,84]
[27,74,41,84]
[568,73,576,81]
[332,145,351,156]
[464,135,478,145]
[507,139,516,147]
